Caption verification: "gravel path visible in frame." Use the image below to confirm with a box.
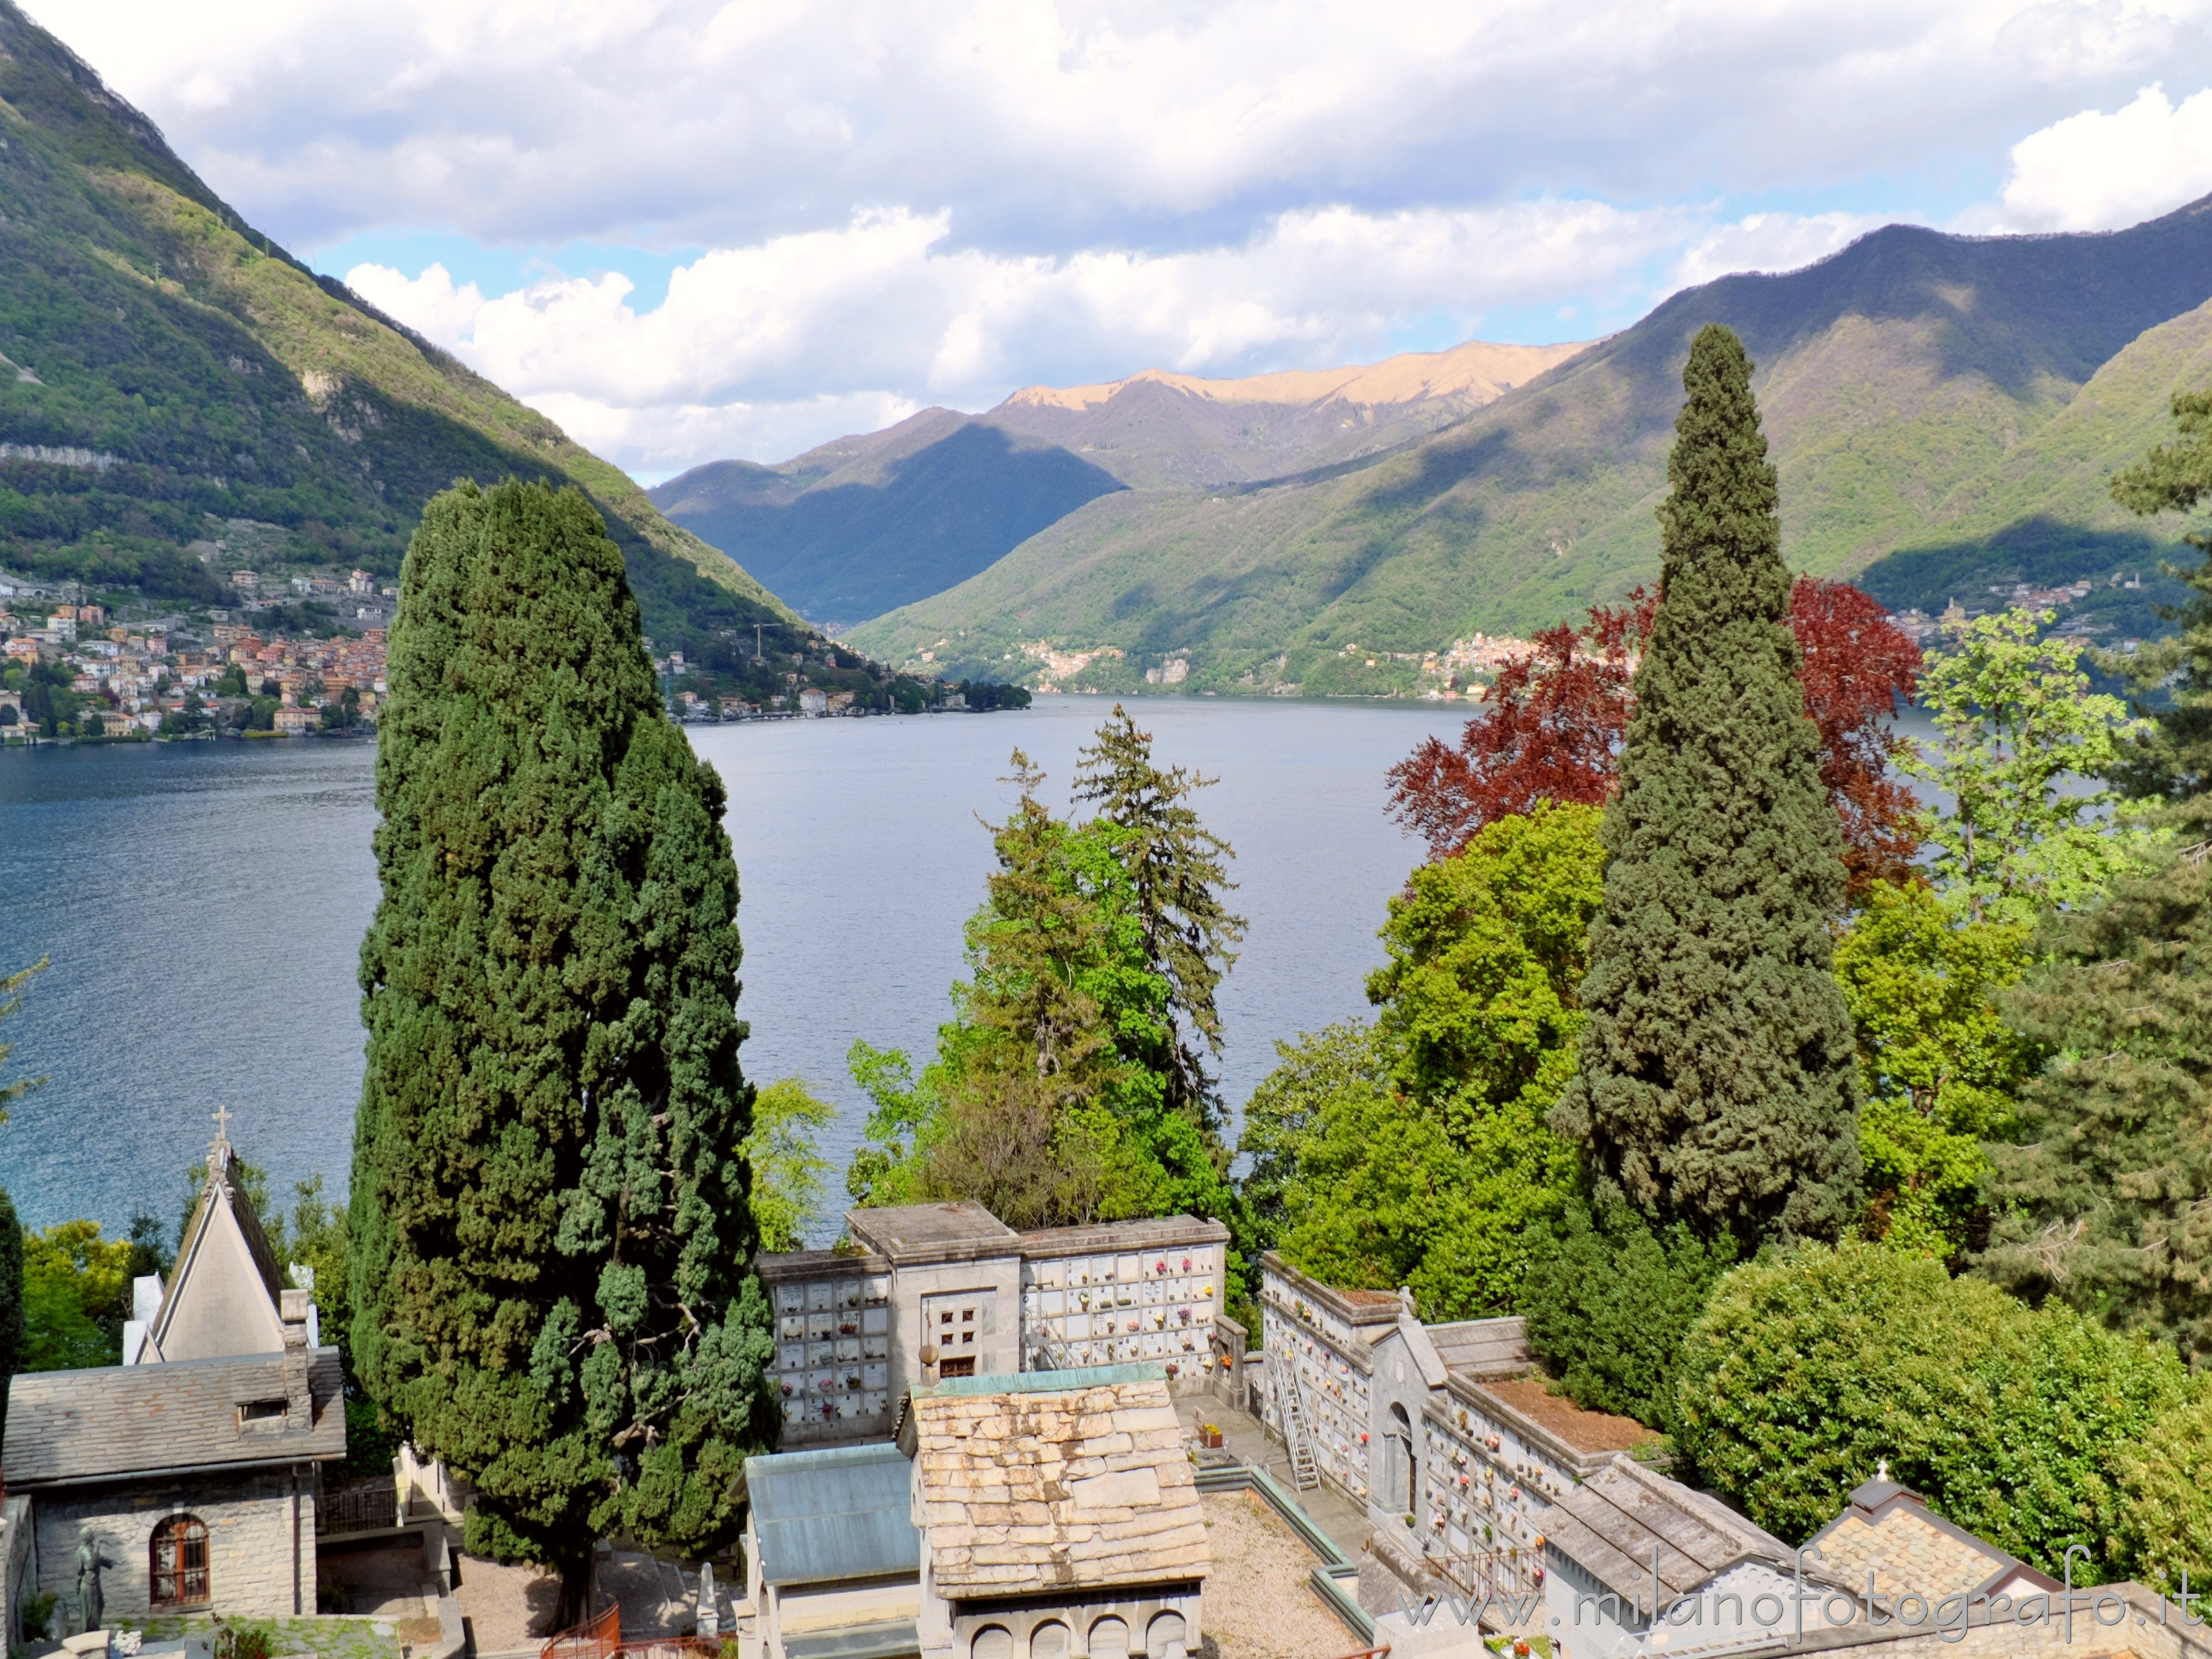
[1198,1490,1369,1659]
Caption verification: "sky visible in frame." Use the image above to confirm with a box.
[34,0,2212,478]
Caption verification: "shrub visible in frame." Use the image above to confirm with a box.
[1522,1195,1737,1432]
[1674,1240,2190,1574]
[2106,1396,2212,1595]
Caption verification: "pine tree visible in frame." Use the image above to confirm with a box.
[1979,842,2212,1366]
[1072,707,1246,1132]
[1552,325,1861,1244]
[348,479,775,1618]
[2108,388,2212,819]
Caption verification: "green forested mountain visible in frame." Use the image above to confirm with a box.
[846,200,2212,694]
[0,0,802,670]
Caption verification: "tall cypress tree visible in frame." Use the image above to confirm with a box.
[349,479,775,1618]
[1553,326,1860,1245]
[0,1187,23,1432]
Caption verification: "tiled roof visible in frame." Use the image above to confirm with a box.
[1,1349,345,1484]
[1807,1477,2057,1598]
[911,1369,1208,1598]
[1543,1455,1801,1600]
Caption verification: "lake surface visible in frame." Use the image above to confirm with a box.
[0,697,1467,1239]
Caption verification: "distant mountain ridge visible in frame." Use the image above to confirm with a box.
[0,0,804,667]
[844,199,2212,695]
[652,338,1585,624]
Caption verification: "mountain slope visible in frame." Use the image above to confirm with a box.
[653,338,1587,627]
[0,0,804,671]
[650,410,1126,625]
[985,339,1592,488]
[846,201,2212,693]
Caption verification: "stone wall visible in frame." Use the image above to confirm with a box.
[30,1464,319,1626]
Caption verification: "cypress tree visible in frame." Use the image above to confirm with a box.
[349,479,775,1618]
[0,1187,23,1431]
[1552,325,1861,1244]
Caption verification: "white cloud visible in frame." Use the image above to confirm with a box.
[1995,82,2212,231]
[1671,212,1890,289]
[35,0,2212,473]
[348,262,486,344]
[39,0,2212,253]
[347,197,1709,465]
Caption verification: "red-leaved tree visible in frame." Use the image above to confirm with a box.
[1387,577,1919,895]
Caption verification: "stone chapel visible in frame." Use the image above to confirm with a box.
[1,1130,347,1641]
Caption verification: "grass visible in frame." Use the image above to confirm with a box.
[132,1616,406,1659]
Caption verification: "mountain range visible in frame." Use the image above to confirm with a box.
[0,0,806,677]
[648,339,1582,629]
[671,206,2212,697]
[825,205,2212,695]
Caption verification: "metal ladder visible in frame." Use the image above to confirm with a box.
[1276,1354,1322,1492]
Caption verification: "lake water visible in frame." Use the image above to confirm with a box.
[0,697,1468,1239]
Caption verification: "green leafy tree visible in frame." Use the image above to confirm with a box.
[1072,706,1246,1133]
[745,1079,836,1252]
[849,747,1239,1234]
[1674,1241,2190,1575]
[2107,388,2212,819]
[0,956,50,1126]
[2107,1395,2212,1595]
[1979,842,2212,1365]
[1522,1194,1737,1432]
[348,479,775,1618]
[1238,1022,1393,1259]
[1832,881,2036,1259]
[20,1219,134,1370]
[1554,324,1861,1245]
[1902,608,2151,925]
[1235,805,1599,1320]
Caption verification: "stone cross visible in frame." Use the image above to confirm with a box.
[696,1562,718,1641]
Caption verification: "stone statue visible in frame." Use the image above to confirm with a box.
[75,1530,114,1635]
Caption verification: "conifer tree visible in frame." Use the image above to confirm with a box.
[1979,842,2212,1366]
[2108,387,2212,820]
[1073,708,1246,1134]
[1553,325,1861,1244]
[348,480,775,1619]
[0,1187,23,1430]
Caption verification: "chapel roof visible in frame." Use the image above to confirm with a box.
[909,1364,1208,1599]
[1,1348,345,1485]
[138,1135,290,1363]
[1807,1474,2060,1598]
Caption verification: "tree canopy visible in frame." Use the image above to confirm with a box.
[2107,387,2212,820]
[1554,325,1862,1246]
[1979,843,2212,1366]
[348,478,774,1616]
[1235,804,1599,1319]
[1901,608,2150,925]
[1674,1241,2191,1578]
[1386,578,1918,895]
[847,727,1242,1237]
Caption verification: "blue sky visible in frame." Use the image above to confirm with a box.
[38,1,2212,476]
